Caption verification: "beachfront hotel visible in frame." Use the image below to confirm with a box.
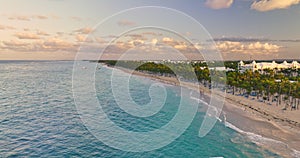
[238,60,300,72]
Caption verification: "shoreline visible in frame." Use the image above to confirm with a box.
[113,66,300,158]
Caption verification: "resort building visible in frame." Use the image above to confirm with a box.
[238,60,300,72]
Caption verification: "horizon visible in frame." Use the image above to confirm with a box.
[0,59,300,63]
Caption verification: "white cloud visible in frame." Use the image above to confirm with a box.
[205,0,234,9]
[162,37,173,42]
[43,38,74,48]
[8,15,31,21]
[8,15,49,21]
[216,41,281,55]
[36,30,50,36]
[174,43,188,50]
[194,43,203,50]
[151,38,158,46]
[142,32,162,36]
[128,39,145,47]
[95,37,107,44]
[125,33,147,40]
[2,40,29,47]
[76,34,86,42]
[251,0,300,11]
[0,25,15,30]
[1,40,33,52]
[74,27,93,34]
[1,38,78,52]
[75,34,94,43]
[14,32,41,39]
[34,15,48,20]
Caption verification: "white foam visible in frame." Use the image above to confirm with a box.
[190,95,208,106]
[292,149,300,158]
[190,95,222,123]
[224,115,300,157]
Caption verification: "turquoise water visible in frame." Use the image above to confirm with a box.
[0,61,279,157]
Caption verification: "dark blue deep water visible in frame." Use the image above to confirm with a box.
[0,61,279,157]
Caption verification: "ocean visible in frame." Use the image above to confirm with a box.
[0,61,280,157]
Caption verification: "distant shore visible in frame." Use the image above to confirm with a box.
[113,66,300,158]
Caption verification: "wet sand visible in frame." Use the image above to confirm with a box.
[115,66,300,158]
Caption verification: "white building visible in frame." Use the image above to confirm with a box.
[209,67,235,72]
[239,60,300,72]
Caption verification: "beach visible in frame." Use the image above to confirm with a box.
[116,66,300,158]
[1,61,298,157]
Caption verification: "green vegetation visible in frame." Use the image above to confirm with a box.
[99,60,300,110]
[226,69,300,110]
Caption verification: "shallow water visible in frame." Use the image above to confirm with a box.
[0,61,280,157]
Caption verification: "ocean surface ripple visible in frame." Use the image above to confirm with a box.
[0,61,279,157]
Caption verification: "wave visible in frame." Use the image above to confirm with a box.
[223,114,300,158]
[189,93,223,123]
[292,149,300,158]
[190,95,208,106]
[187,85,300,157]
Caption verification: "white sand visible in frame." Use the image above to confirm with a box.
[116,66,300,157]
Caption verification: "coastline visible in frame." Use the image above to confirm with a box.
[114,66,300,158]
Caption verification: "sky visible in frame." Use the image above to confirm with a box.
[0,0,299,60]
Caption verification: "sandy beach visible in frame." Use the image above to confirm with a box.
[115,66,300,158]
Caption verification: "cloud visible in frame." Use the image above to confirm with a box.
[1,40,32,51]
[102,35,119,39]
[50,14,60,19]
[14,32,41,39]
[75,34,93,43]
[70,32,206,60]
[44,39,78,51]
[76,34,86,42]
[213,36,300,43]
[0,36,281,60]
[1,38,78,52]
[47,38,70,46]
[151,38,158,46]
[0,25,15,30]
[95,37,107,44]
[117,20,136,26]
[205,0,234,9]
[216,41,281,55]
[74,27,93,34]
[278,39,300,42]
[162,37,174,42]
[128,39,145,47]
[34,15,48,20]
[174,43,188,50]
[251,0,300,11]
[2,40,29,47]
[8,14,49,21]
[99,37,204,60]
[194,43,203,50]
[9,15,30,21]
[56,32,64,36]
[125,33,148,41]
[37,30,50,36]
[142,32,163,36]
[158,37,203,53]
[213,37,270,42]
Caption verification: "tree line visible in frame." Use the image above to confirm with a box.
[99,60,300,110]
